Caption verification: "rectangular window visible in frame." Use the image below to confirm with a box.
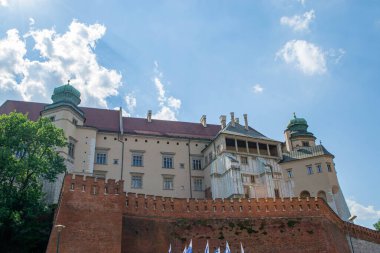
[274,188,280,198]
[307,166,313,175]
[241,156,248,165]
[302,141,309,147]
[205,156,209,165]
[96,153,107,164]
[327,164,332,172]
[248,141,258,154]
[287,169,293,178]
[163,177,174,190]
[113,159,119,165]
[269,145,278,157]
[208,152,213,162]
[193,178,203,191]
[131,175,142,189]
[250,175,255,183]
[225,138,236,151]
[317,164,322,173]
[192,159,202,170]
[237,139,247,152]
[72,118,78,125]
[163,156,173,169]
[68,142,75,158]
[180,163,185,169]
[132,154,143,167]
[49,116,55,122]
[258,143,269,156]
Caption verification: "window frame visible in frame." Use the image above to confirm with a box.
[192,159,202,170]
[96,152,107,165]
[162,156,174,169]
[131,175,143,189]
[307,165,313,175]
[162,176,174,190]
[193,177,203,191]
[132,154,144,167]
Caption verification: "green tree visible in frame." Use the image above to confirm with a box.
[0,112,67,252]
[374,219,380,231]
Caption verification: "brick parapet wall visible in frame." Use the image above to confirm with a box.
[46,174,125,253]
[46,174,380,252]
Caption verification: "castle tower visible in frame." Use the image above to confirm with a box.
[284,113,316,152]
[280,114,351,220]
[41,82,94,203]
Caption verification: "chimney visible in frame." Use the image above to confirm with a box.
[200,115,207,127]
[235,118,239,124]
[243,114,248,130]
[147,110,152,122]
[230,112,235,127]
[219,115,226,129]
[119,107,124,135]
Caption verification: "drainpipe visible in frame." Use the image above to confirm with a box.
[188,139,193,198]
[118,107,125,181]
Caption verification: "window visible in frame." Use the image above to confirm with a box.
[316,164,322,173]
[205,156,209,165]
[163,177,174,190]
[226,138,236,151]
[258,143,269,156]
[327,163,332,172]
[237,139,247,152]
[307,166,313,175]
[192,159,202,170]
[287,169,293,178]
[72,118,78,125]
[132,154,143,167]
[68,142,75,158]
[180,163,185,169]
[269,145,278,157]
[302,141,309,147]
[49,116,55,122]
[193,178,203,191]
[241,156,248,165]
[96,153,107,164]
[163,156,173,169]
[131,175,142,189]
[208,152,213,162]
[248,141,258,154]
[274,188,280,198]
[113,159,119,165]
[241,174,255,184]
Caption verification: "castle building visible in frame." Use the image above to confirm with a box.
[0,83,350,220]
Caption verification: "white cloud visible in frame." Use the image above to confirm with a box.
[0,0,8,7]
[0,20,122,108]
[152,62,181,121]
[29,18,35,26]
[276,40,326,75]
[252,84,264,94]
[297,0,306,5]
[124,93,137,113]
[347,198,380,222]
[280,10,315,32]
[327,48,346,64]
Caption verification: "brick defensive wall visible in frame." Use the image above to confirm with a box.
[46,174,380,253]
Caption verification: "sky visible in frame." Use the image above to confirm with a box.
[0,0,379,228]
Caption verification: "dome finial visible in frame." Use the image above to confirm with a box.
[293,112,297,119]
[67,79,70,85]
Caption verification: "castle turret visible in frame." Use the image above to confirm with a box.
[284,113,316,152]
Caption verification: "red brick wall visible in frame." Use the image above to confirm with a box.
[47,174,380,253]
[46,174,124,253]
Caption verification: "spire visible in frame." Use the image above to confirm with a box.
[293,112,297,119]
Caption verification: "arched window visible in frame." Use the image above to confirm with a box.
[317,191,327,202]
[300,190,311,198]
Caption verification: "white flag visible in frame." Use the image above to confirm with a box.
[240,242,244,253]
[183,246,187,253]
[225,241,231,253]
[168,243,172,253]
[205,240,209,253]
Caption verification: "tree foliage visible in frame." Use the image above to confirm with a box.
[374,219,380,231]
[0,112,67,252]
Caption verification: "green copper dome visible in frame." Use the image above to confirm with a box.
[286,113,315,138]
[51,83,81,106]
[43,81,84,118]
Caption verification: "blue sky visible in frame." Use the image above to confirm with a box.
[0,0,379,228]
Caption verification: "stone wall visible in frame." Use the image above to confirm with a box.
[46,174,380,253]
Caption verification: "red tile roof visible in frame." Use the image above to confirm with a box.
[0,100,221,140]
